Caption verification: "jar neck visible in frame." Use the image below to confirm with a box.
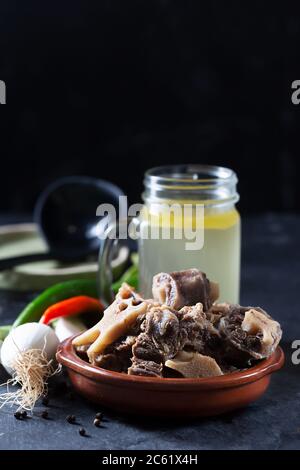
[143,164,239,208]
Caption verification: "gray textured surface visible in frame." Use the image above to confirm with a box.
[0,214,299,450]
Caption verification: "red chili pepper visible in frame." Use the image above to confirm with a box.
[39,296,104,325]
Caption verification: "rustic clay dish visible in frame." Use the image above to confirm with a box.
[57,336,284,417]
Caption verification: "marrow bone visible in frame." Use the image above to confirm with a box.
[242,308,282,354]
[218,305,282,360]
[72,283,148,358]
[152,268,219,311]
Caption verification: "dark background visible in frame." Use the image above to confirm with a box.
[0,1,300,214]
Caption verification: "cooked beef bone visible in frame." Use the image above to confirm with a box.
[152,269,219,311]
[165,350,223,378]
[131,331,164,364]
[129,359,163,377]
[74,344,91,361]
[73,283,149,359]
[179,303,221,355]
[129,303,223,377]
[207,303,231,326]
[91,336,136,372]
[128,306,180,377]
[242,308,282,356]
[219,305,282,360]
[143,306,181,358]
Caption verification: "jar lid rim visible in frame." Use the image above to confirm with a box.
[143,165,239,205]
[144,164,237,186]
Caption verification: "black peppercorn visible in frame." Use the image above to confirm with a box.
[79,428,86,436]
[93,418,101,428]
[66,415,76,424]
[20,411,27,419]
[14,411,22,420]
[95,412,103,420]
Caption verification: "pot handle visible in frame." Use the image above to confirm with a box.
[98,217,138,305]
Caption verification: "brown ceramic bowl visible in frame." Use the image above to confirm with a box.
[57,336,284,417]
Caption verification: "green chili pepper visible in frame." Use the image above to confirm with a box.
[12,279,98,328]
[112,264,139,293]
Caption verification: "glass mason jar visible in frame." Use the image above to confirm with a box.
[138,165,241,303]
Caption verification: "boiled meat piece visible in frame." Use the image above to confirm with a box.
[219,305,282,360]
[178,303,221,355]
[73,283,148,360]
[128,359,163,377]
[129,303,222,377]
[152,268,219,311]
[206,303,231,326]
[142,306,181,358]
[91,335,136,372]
[128,306,180,377]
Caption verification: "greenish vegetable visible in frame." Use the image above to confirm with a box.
[112,264,138,293]
[13,279,98,328]
[131,252,138,267]
[0,325,12,341]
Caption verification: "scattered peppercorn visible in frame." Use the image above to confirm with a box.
[79,428,86,436]
[14,411,22,420]
[93,418,101,428]
[95,412,103,420]
[41,410,49,419]
[42,395,49,406]
[20,411,27,419]
[66,415,76,424]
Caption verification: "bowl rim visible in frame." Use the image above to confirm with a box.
[57,335,285,391]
